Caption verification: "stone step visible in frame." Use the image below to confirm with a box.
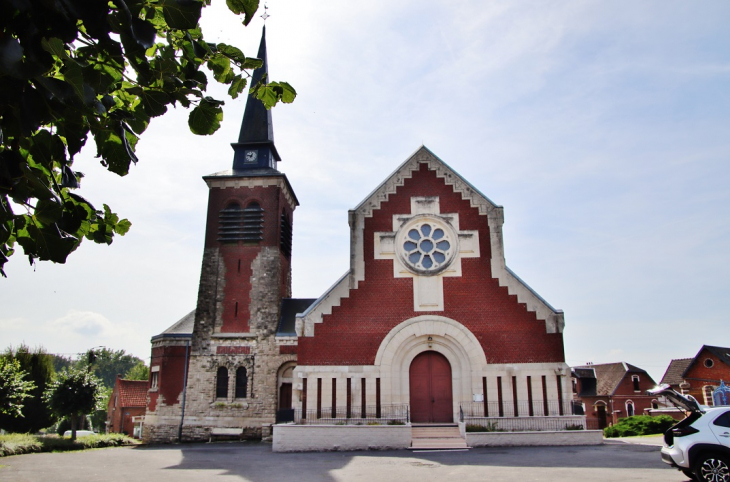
[411,425,469,450]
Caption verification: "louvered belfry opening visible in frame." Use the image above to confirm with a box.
[218,202,264,242]
[280,211,292,257]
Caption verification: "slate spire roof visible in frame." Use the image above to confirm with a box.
[237,26,274,146]
[231,26,281,169]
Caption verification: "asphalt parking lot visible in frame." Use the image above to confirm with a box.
[0,440,689,482]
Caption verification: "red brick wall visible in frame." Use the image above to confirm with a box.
[297,164,565,366]
[148,345,190,411]
[204,184,293,332]
[120,406,145,436]
[683,348,730,402]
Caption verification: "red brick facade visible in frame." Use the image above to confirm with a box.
[108,377,148,436]
[678,346,730,405]
[148,345,190,412]
[573,363,658,428]
[298,164,565,366]
[204,185,293,333]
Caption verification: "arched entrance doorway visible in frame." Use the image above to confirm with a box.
[409,351,453,423]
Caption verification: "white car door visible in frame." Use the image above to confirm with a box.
[709,410,730,448]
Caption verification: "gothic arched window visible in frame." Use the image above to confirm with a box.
[235,367,248,398]
[216,367,229,399]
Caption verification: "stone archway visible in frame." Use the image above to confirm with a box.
[374,315,488,421]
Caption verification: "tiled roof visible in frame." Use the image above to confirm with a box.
[117,379,148,407]
[660,358,693,386]
[572,362,649,396]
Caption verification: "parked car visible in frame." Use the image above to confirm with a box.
[63,430,95,438]
[648,385,730,481]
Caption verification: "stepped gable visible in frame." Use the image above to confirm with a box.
[296,147,565,367]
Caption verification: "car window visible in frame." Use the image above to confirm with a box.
[713,411,730,428]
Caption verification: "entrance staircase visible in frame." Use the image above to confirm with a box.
[410,424,469,451]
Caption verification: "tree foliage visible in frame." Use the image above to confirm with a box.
[0,0,296,276]
[124,361,150,381]
[77,348,143,388]
[0,358,35,418]
[44,368,102,440]
[0,344,56,432]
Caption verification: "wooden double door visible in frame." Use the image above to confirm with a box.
[409,351,453,423]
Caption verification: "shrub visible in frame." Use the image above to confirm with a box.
[0,433,137,457]
[465,422,504,432]
[603,415,676,438]
[387,420,406,425]
[565,423,585,431]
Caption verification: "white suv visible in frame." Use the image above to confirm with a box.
[648,386,730,482]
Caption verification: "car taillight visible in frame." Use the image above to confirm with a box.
[672,426,699,437]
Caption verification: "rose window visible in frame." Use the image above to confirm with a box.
[397,217,457,274]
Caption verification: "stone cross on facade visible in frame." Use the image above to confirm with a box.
[374,196,480,311]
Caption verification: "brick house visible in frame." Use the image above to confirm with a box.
[142,27,571,443]
[660,345,730,406]
[571,363,659,428]
[107,375,147,437]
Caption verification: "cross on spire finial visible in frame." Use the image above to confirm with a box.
[260,3,270,22]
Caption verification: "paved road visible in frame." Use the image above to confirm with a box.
[0,441,689,482]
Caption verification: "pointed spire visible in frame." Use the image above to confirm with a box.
[231,26,280,171]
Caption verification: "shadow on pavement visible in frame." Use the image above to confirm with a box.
[132,441,681,481]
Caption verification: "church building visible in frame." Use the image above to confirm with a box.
[142,28,571,445]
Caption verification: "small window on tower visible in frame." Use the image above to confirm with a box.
[150,372,159,389]
[216,367,229,399]
[280,211,292,257]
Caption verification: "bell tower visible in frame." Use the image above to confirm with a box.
[181,26,299,441]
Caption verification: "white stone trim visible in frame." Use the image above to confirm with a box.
[205,176,297,210]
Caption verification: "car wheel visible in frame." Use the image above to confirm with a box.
[694,453,730,482]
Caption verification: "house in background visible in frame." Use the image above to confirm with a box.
[571,362,659,428]
[107,375,147,437]
[660,345,730,407]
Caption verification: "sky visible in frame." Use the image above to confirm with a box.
[2,0,729,384]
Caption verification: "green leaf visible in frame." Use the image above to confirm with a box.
[35,199,63,226]
[251,81,297,109]
[241,57,263,70]
[207,54,231,83]
[227,75,247,99]
[41,37,69,60]
[271,81,297,104]
[63,64,86,101]
[162,0,203,30]
[114,219,132,235]
[226,0,259,26]
[139,90,170,117]
[188,99,223,135]
[217,43,246,64]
